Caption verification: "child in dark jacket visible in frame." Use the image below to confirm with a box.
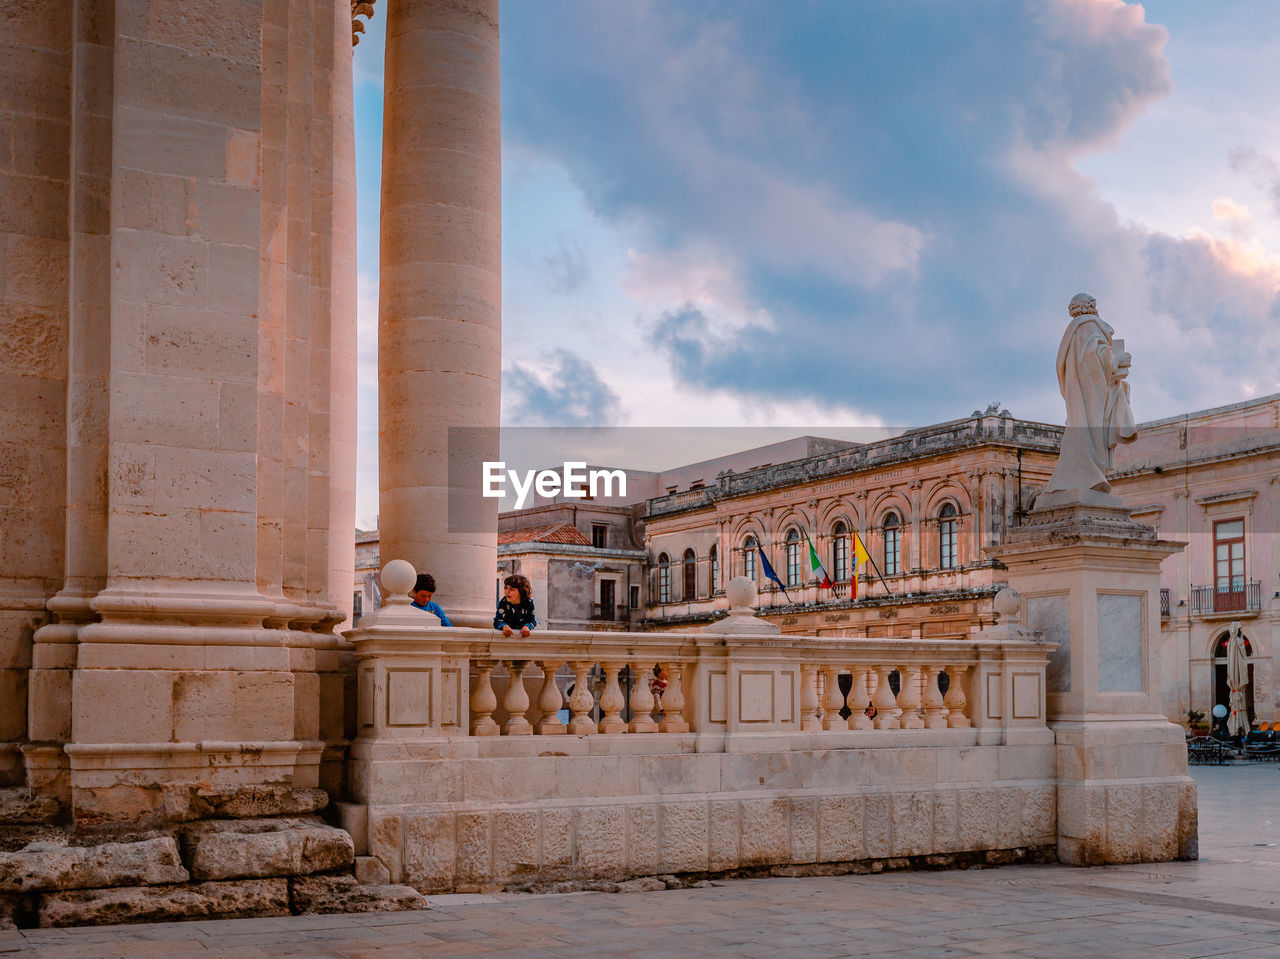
[494,574,536,637]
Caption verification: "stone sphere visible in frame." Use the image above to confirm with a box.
[993,587,1023,622]
[381,559,417,598]
[726,575,757,609]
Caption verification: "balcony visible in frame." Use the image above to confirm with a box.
[590,603,631,623]
[1189,581,1261,616]
[1160,587,1170,617]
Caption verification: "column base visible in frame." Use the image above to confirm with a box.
[1052,718,1197,864]
[65,740,323,826]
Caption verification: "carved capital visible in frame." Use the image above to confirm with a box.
[351,1,375,46]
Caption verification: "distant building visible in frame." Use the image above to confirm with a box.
[354,395,1280,726]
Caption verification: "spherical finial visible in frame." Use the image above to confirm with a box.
[726,575,757,611]
[380,559,416,602]
[1068,293,1097,317]
[994,586,1023,623]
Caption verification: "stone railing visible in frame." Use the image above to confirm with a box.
[340,564,1065,892]
[351,630,1047,744]
[347,565,1049,748]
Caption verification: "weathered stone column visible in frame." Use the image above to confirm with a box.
[378,0,500,626]
[0,2,73,785]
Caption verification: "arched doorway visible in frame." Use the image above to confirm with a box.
[1212,630,1254,725]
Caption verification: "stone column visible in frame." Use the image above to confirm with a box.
[378,0,500,626]
[0,3,73,785]
[990,502,1196,864]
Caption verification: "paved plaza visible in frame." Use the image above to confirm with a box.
[6,764,1280,958]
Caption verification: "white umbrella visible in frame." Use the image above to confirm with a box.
[1226,621,1249,737]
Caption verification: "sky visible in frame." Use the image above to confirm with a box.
[351,0,1280,528]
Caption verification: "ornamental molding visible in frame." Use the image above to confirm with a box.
[352,1,375,46]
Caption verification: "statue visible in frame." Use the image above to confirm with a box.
[1039,293,1136,506]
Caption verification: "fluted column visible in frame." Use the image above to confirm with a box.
[378,0,500,625]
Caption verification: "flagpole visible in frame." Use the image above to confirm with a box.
[856,530,894,600]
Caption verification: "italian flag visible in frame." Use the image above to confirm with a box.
[804,529,833,589]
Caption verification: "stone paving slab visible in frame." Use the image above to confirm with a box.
[11,765,1280,957]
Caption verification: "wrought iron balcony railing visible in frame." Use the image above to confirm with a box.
[1190,581,1261,616]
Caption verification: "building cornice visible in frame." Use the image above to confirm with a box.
[646,415,1062,519]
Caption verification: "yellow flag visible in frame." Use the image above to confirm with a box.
[852,530,871,599]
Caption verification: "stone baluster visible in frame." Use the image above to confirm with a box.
[598,662,627,733]
[944,665,971,728]
[567,661,596,736]
[872,665,901,730]
[503,661,532,735]
[660,664,690,733]
[801,664,822,731]
[923,666,949,728]
[629,663,658,733]
[898,664,924,730]
[472,661,499,736]
[536,661,566,735]
[847,665,874,730]
[822,666,845,730]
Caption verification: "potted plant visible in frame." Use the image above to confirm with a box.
[1187,709,1209,737]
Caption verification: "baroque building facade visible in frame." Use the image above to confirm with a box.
[641,396,1280,727]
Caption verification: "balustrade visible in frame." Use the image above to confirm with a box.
[350,624,1046,743]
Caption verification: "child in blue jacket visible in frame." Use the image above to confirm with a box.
[410,573,453,626]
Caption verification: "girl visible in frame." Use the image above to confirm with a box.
[494,574,536,637]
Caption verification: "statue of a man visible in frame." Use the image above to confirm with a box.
[1040,293,1136,502]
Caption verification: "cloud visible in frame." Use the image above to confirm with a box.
[541,233,590,295]
[1229,148,1280,220]
[498,0,1280,424]
[504,349,624,426]
[1213,197,1251,226]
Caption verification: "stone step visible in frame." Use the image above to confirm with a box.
[180,818,354,881]
[290,875,427,915]
[192,785,329,820]
[0,790,60,827]
[38,878,289,927]
[0,836,188,893]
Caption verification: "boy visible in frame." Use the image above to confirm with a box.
[409,573,453,626]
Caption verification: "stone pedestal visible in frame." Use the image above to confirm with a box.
[991,502,1197,864]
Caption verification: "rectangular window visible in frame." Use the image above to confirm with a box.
[884,529,900,576]
[352,591,363,620]
[591,523,608,548]
[630,584,640,608]
[599,579,616,621]
[1214,518,1245,611]
[786,541,801,587]
[832,535,849,582]
[939,520,957,570]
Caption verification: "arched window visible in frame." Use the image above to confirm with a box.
[682,548,697,600]
[939,503,958,569]
[883,511,901,575]
[786,528,802,587]
[657,553,671,603]
[710,544,719,592]
[831,521,849,582]
[743,536,757,581]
